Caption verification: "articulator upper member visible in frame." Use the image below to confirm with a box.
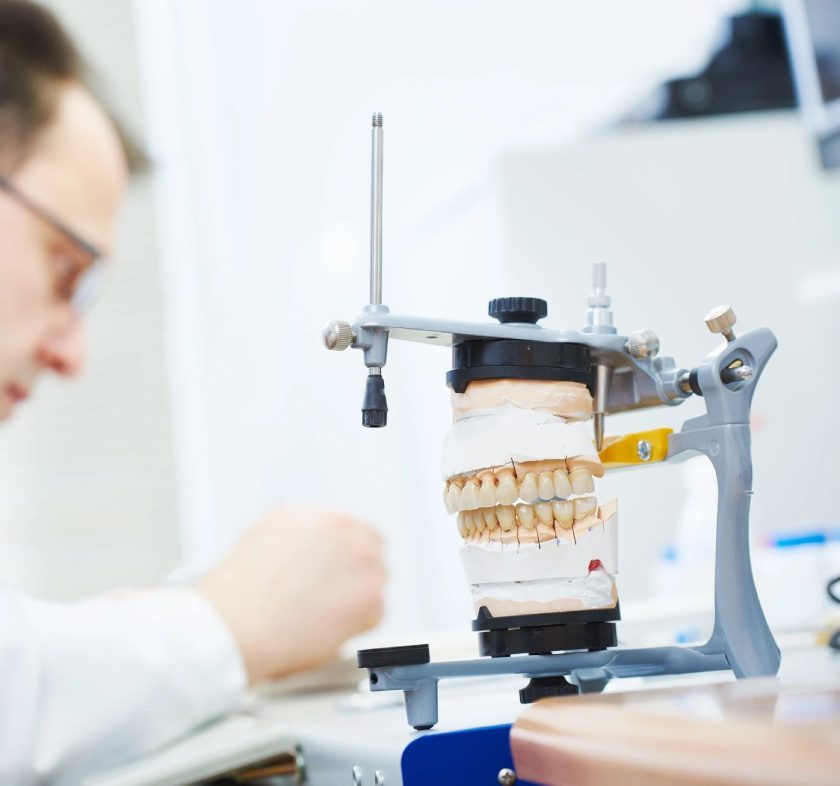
[323,114,780,731]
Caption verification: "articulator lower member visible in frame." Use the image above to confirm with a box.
[322,114,781,731]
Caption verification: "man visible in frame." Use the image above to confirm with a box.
[0,2,386,782]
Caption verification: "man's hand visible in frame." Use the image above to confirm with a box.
[196,506,386,684]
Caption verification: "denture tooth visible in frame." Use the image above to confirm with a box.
[496,470,519,506]
[519,472,539,503]
[447,483,461,514]
[472,507,486,531]
[515,503,535,529]
[552,469,572,499]
[463,510,476,534]
[461,479,480,510]
[497,505,516,531]
[574,496,598,520]
[445,483,459,514]
[457,513,469,538]
[552,500,574,529]
[569,468,594,495]
[482,506,498,530]
[478,475,496,508]
[534,501,554,526]
[538,472,555,501]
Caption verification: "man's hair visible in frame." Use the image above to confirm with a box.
[0,0,148,172]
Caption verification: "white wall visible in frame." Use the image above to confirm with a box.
[134,0,753,633]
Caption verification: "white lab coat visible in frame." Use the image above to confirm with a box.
[0,586,246,784]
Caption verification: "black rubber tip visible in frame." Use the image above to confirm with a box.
[362,374,388,427]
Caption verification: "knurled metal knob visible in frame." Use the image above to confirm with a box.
[323,320,354,351]
[704,305,737,342]
[624,329,660,359]
[488,297,547,324]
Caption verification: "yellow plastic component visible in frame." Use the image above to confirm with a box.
[598,428,673,469]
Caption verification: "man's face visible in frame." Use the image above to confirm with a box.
[0,82,127,420]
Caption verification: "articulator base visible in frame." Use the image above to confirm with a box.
[357,640,733,730]
[358,606,621,725]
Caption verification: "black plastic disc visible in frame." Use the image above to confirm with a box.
[478,620,617,658]
[447,339,592,393]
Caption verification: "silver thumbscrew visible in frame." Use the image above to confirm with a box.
[705,305,737,342]
[625,329,660,359]
[323,320,354,351]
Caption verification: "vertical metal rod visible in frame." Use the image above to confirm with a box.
[593,363,612,452]
[369,112,384,306]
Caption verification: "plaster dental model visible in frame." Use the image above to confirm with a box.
[442,379,618,617]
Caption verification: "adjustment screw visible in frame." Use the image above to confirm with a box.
[637,440,652,461]
[323,320,354,351]
[704,305,737,342]
[488,297,547,324]
[720,364,754,384]
[498,768,517,786]
[624,329,660,359]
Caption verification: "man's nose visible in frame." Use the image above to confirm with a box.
[37,313,86,377]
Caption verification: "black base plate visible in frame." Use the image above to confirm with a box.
[473,604,620,657]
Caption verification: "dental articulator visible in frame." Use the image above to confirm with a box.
[322,114,780,732]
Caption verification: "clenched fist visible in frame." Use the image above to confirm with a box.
[197,506,386,684]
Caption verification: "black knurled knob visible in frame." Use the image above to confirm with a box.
[519,675,579,704]
[489,297,548,324]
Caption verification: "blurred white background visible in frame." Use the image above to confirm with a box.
[0,0,837,637]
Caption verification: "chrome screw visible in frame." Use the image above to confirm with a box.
[625,329,660,359]
[498,768,517,786]
[322,320,354,351]
[637,440,652,461]
[704,305,737,342]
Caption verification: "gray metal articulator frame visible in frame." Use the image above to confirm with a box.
[349,317,779,731]
[325,114,779,731]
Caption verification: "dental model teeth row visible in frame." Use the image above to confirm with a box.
[444,465,595,513]
[456,497,598,537]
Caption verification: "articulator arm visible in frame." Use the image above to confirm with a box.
[322,114,694,432]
